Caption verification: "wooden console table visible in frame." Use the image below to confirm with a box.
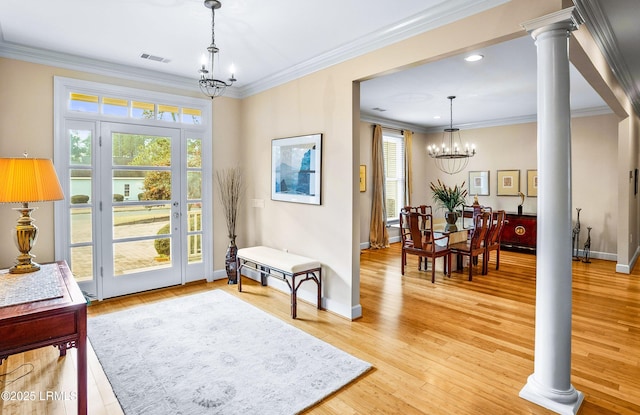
[0,261,87,415]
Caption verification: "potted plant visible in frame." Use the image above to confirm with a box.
[429,179,468,231]
[215,166,243,284]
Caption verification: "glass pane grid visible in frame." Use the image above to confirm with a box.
[69,91,204,126]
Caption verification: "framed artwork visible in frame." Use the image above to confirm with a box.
[527,169,538,197]
[271,133,322,205]
[468,170,490,196]
[359,165,366,192]
[497,169,520,196]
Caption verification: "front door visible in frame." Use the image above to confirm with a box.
[99,123,182,298]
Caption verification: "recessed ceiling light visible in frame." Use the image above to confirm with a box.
[464,54,484,62]
[433,115,441,119]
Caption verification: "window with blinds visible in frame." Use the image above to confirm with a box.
[383,133,405,222]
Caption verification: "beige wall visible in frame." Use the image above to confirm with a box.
[359,114,619,258]
[0,57,240,273]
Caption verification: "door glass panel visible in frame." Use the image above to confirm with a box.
[187,171,201,200]
[113,239,172,275]
[187,138,202,167]
[70,246,93,281]
[188,203,202,232]
[70,130,92,165]
[70,207,92,244]
[112,135,171,167]
[188,234,202,264]
[112,204,171,239]
[70,169,92,203]
[187,203,202,264]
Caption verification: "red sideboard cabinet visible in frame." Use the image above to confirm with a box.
[501,213,537,253]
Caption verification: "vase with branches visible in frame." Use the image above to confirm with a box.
[430,179,468,231]
[216,167,243,284]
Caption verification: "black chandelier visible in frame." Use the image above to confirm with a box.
[427,96,476,175]
[198,0,236,99]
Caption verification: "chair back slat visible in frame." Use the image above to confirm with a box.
[487,210,506,246]
[470,211,491,249]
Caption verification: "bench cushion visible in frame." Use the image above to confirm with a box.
[237,246,321,275]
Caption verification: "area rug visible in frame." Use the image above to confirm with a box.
[88,290,371,414]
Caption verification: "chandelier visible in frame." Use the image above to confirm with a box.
[198,0,236,99]
[427,96,476,175]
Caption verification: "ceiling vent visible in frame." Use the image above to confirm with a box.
[140,53,171,63]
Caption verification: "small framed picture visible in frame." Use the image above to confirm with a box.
[497,170,520,196]
[359,165,366,192]
[468,171,490,196]
[527,169,538,197]
[271,133,322,205]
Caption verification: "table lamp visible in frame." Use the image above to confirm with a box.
[0,157,64,274]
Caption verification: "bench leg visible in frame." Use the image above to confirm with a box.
[237,258,242,292]
[291,275,298,319]
[317,269,322,310]
[260,266,269,286]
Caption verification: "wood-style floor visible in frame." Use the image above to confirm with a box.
[1,245,639,414]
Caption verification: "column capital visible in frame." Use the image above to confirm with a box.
[521,7,583,38]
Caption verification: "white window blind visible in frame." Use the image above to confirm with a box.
[383,132,405,222]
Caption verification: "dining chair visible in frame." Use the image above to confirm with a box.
[449,211,491,280]
[400,209,451,283]
[400,206,433,267]
[485,210,507,270]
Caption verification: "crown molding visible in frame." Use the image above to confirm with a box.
[237,0,510,97]
[364,105,611,136]
[0,38,242,99]
[420,105,611,133]
[360,115,430,134]
[0,0,506,101]
[573,0,640,117]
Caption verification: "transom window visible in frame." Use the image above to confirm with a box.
[69,92,202,124]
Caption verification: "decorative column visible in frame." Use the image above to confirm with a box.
[519,8,584,415]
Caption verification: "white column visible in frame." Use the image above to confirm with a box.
[519,8,584,415]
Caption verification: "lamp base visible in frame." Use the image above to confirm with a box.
[10,261,41,274]
[10,203,41,274]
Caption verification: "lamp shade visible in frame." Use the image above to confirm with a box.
[0,158,64,203]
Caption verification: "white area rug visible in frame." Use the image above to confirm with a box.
[88,290,371,414]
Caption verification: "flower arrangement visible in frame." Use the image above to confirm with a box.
[429,180,468,212]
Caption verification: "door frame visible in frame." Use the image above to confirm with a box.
[53,77,213,299]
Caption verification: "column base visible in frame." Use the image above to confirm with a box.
[520,375,584,415]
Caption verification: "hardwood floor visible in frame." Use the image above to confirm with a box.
[1,245,639,414]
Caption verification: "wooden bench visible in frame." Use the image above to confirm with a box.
[236,246,322,318]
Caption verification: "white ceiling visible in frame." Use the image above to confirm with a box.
[0,0,637,131]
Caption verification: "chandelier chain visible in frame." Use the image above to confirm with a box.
[198,0,235,99]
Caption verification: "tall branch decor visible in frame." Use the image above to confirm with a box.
[216,166,243,284]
